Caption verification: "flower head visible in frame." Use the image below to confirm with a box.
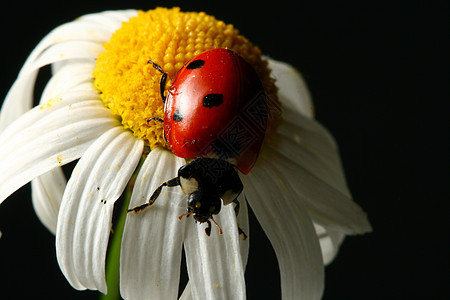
[0,7,371,299]
[93,8,279,150]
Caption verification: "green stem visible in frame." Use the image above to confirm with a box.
[100,157,145,300]
[100,186,132,300]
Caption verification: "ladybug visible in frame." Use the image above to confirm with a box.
[128,48,268,237]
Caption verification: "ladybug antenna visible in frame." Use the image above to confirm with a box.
[148,60,167,103]
[178,211,192,220]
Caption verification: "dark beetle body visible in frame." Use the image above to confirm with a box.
[178,158,243,223]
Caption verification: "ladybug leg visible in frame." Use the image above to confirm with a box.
[127,177,180,214]
[234,196,248,240]
[148,60,168,103]
[205,220,212,236]
[147,116,164,123]
[210,215,223,235]
[204,218,223,236]
[232,198,240,217]
[238,227,248,240]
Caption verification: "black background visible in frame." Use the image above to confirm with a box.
[0,1,447,299]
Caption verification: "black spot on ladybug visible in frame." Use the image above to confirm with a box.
[212,137,241,159]
[186,59,205,69]
[173,109,184,122]
[203,94,223,108]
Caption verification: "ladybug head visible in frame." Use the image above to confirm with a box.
[176,158,242,236]
[187,190,222,223]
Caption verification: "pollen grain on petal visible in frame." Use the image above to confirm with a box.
[39,97,63,110]
[93,7,279,150]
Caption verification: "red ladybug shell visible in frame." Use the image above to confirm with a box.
[164,48,268,174]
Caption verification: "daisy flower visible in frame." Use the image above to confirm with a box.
[0,7,371,299]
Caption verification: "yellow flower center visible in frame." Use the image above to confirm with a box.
[94,7,280,149]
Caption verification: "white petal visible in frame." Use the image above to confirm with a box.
[56,127,143,293]
[261,148,370,235]
[41,61,97,101]
[28,40,104,73]
[36,20,114,50]
[79,10,137,28]
[268,58,314,118]
[281,108,345,175]
[242,165,325,300]
[179,285,192,300]
[0,10,136,131]
[20,9,135,77]
[0,94,119,204]
[314,223,345,265]
[43,10,136,76]
[183,203,246,300]
[31,167,66,234]
[267,109,372,234]
[179,195,249,300]
[1,43,99,131]
[30,62,99,233]
[0,72,38,130]
[120,148,186,300]
[0,89,100,148]
[276,108,350,196]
